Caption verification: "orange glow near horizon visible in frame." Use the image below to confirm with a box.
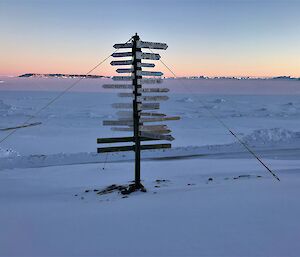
[1,54,300,78]
[1,0,300,78]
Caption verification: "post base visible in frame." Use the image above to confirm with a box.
[121,183,147,195]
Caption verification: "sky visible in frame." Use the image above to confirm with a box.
[0,0,300,77]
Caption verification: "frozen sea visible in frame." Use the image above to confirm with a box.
[0,76,300,256]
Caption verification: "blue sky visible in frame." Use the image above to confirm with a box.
[1,0,299,76]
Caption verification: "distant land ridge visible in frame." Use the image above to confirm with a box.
[19,73,110,79]
[18,73,300,80]
[166,75,300,80]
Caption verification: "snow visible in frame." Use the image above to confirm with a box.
[176,97,194,103]
[243,128,298,144]
[0,147,19,158]
[0,77,300,256]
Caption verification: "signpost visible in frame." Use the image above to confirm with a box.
[97,33,180,193]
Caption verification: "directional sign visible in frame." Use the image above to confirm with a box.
[136,71,163,77]
[138,103,160,110]
[111,60,133,66]
[103,84,132,89]
[137,62,155,68]
[118,94,168,101]
[140,129,172,134]
[137,41,168,50]
[113,42,133,49]
[97,136,135,143]
[112,76,134,81]
[142,71,163,76]
[140,112,166,117]
[113,41,168,50]
[98,145,133,153]
[136,52,160,60]
[138,96,169,102]
[111,127,133,131]
[97,143,171,153]
[140,125,168,131]
[97,136,167,144]
[148,143,174,150]
[140,116,180,122]
[140,131,174,141]
[112,52,132,58]
[103,120,133,126]
[116,68,134,73]
[112,103,160,110]
[139,143,171,150]
[138,78,163,84]
[139,88,170,93]
[116,111,167,118]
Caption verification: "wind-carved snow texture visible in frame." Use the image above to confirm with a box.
[0,99,13,116]
[0,98,33,123]
[243,128,299,145]
[174,96,300,120]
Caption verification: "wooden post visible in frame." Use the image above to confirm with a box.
[132,33,142,188]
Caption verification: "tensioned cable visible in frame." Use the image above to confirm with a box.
[152,50,280,181]
[0,37,133,146]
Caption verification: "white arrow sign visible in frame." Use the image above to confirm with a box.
[103,84,133,89]
[118,94,169,101]
[140,112,166,117]
[116,68,134,73]
[112,76,134,81]
[140,129,171,134]
[116,111,167,118]
[140,125,168,131]
[136,71,163,77]
[111,127,133,132]
[138,103,160,110]
[139,88,170,93]
[137,78,163,84]
[111,60,133,66]
[111,127,172,134]
[113,42,133,49]
[137,62,155,68]
[140,131,174,141]
[112,103,160,110]
[138,95,169,101]
[103,120,133,126]
[136,52,160,60]
[137,41,168,50]
[112,52,132,58]
[140,116,180,122]
[113,41,168,50]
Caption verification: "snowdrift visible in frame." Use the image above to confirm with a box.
[1,128,299,170]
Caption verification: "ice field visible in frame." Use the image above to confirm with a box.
[0,77,300,256]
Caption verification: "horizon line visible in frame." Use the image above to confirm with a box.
[1,73,299,79]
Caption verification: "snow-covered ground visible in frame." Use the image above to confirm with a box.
[0,77,300,256]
